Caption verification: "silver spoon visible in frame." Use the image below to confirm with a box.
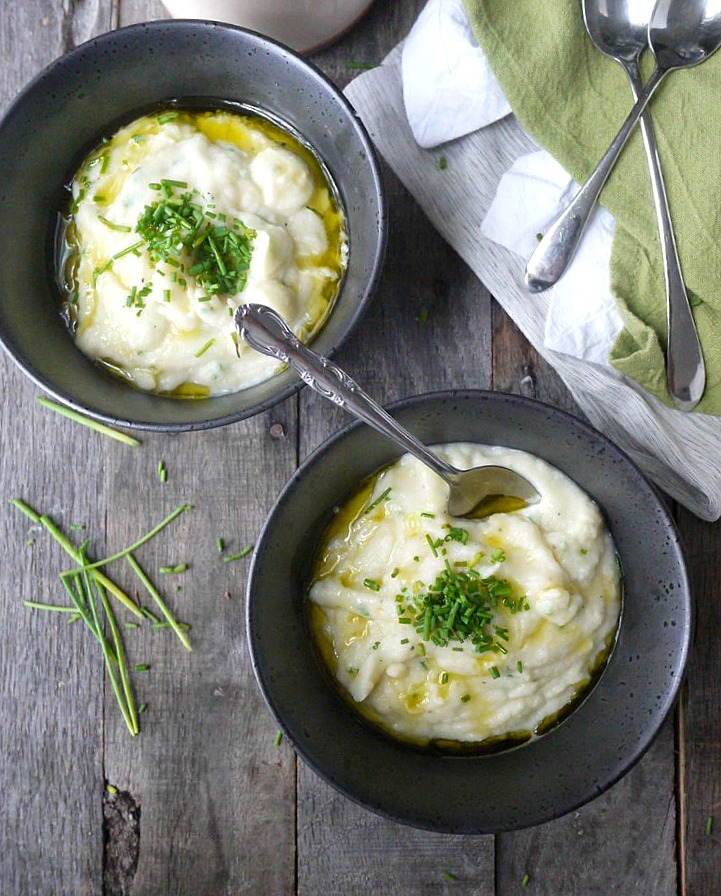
[582,0,705,411]
[524,0,721,296]
[235,303,540,518]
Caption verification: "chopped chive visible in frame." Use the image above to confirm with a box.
[106,784,118,795]
[157,459,167,483]
[517,660,524,673]
[12,498,41,523]
[522,873,530,887]
[124,621,140,629]
[157,111,179,124]
[62,504,191,574]
[37,396,141,446]
[274,730,283,747]
[363,578,381,591]
[23,600,77,613]
[138,702,148,714]
[127,553,192,652]
[223,545,254,563]
[194,338,215,358]
[440,672,449,684]
[134,664,150,672]
[490,665,501,679]
[442,871,457,882]
[706,816,714,836]
[420,512,435,519]
[217,538,225,553]
[439,155,448,170]
[159,563,188,574]
[98,215,132,233]
[363,486,391,514]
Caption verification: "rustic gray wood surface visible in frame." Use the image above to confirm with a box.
[0,2,718,894]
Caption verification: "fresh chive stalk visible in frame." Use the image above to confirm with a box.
[37,396,140,446]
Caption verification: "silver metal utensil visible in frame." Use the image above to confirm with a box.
[582,0,705,410]
[524,0,721,299]
[235,303,540,518]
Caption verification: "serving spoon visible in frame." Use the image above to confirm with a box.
[524,0,721,293]
[235,303,540,519]
[582,0,705,411]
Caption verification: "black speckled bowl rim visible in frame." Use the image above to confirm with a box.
[247,390,692,834]
[0,20,386,431]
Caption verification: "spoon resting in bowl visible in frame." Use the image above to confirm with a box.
[235,304,540,519]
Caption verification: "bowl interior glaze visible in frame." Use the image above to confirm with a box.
[0,21,385,430]
[247,391,692,833]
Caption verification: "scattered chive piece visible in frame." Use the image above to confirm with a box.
[416,306,429,324]
[37,396,140,446]
[461,694,471,703]
[490,665,501,679]
[274,730,283,747]
[217,538,225,553]
[420,512,435,519]
[194,338,215,358]
[157,111,179,124]
[126,553,192,652]
[62,504,191,575]
[134,664,150,672]
[23,600,77,613]
[12,498,41,523]
[439,155,448,170]
[157,460,167,483]
[442,871,457,882]
[98,215,132,233]
[106,784,118,795]
[223,545,253,563]
[440,671,449,684]
[522,873,530,887]
[364,486,391,514]
[138,702,148,714]
[347,667,359,677]
[159,563,188,574]
[363,578,381,592]
[517,660,524,673]
[706,816,714,836]
[125,621,140,629]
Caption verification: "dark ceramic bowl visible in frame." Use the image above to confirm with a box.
[0,21,385,430]
[247,390,692,833]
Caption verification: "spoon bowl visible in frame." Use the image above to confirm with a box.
[235,303,540,518]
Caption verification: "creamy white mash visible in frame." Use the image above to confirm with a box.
[308,444,621,748]
[58,108,346,396]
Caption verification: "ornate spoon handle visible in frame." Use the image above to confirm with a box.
[234,303,454,479]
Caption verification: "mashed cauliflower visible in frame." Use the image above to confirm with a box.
[308,444,621,748]
[58,108,346,396]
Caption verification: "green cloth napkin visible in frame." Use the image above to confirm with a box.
[462,0,721,414]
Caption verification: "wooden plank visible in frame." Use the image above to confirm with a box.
[676,508,721,895]
[0,370,107,895]
[492,309,678,895]
[101,414,298,895]
[0,3,112,893]
[296,169,496,891]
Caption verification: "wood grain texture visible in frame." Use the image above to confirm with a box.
[1,0,715,894]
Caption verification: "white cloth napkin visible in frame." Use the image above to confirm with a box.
[402,0,624,369]
[343,0,721,520]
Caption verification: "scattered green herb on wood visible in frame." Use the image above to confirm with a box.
[14,497,193,733]
[36,396,140,446]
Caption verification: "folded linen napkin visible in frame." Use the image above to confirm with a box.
[344,11,721,518]
[464,0,721,414]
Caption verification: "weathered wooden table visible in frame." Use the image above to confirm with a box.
[1,2,719,894]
